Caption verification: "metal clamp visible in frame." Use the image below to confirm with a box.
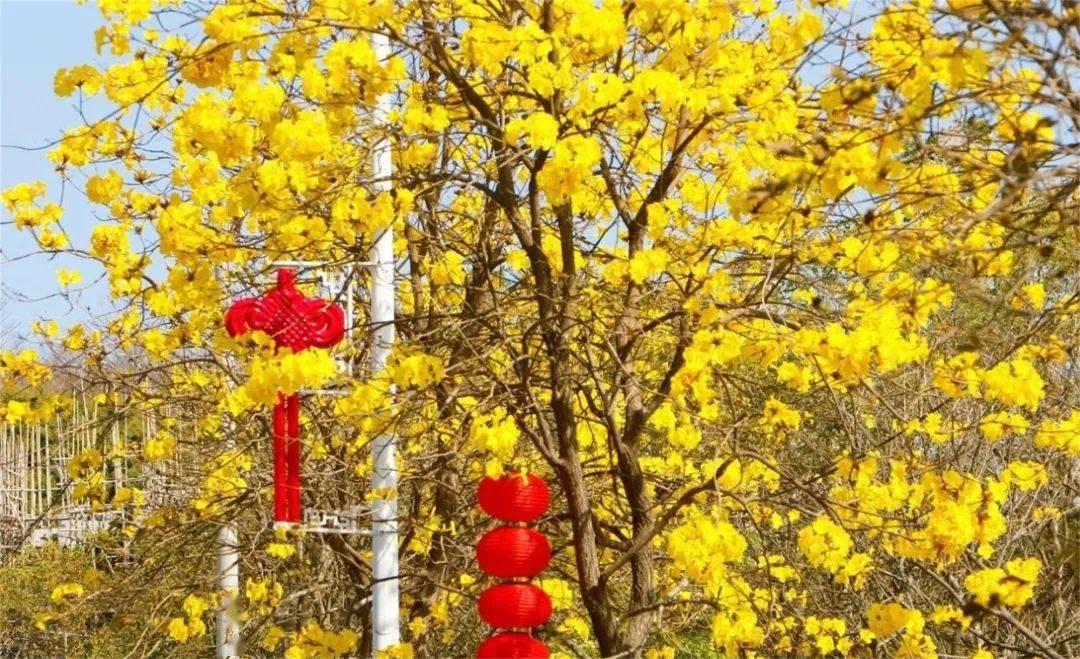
[296,508,371,535]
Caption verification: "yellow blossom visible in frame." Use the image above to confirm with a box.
[965,558,1041,609]
[50,582,85,605]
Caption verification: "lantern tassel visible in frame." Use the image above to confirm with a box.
[286,392,302,522]
[272,395,288,524]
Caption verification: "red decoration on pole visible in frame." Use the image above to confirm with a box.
[476,471,551,658]
[225,269,345,353]
[225,268,345,524]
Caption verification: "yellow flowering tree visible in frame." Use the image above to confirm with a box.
[2,0,1078,657]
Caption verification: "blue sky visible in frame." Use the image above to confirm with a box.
[1,0,106,349]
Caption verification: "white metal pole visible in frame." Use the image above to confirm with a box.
[217,417,240,659]
[369,29,400,656]
[216,521,240,658]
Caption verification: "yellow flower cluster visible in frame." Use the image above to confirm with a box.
[2,181,62,231]
[376,642,416,659]
[333,382,392,458]
[0,348,52,389]
[536,135,602,207]
[50,582,85,605]
[245,577,284,616]
[1034,410,1080,454]
[327,189,403,246]
[143,431,176,462]
[627,248,671,285]
[203,2,264,44]
[67,448,106,509]
[267,542,298,560]
[667,509,747,592]
[797,516,872,587]
[791,306,929,390]
[866,602,919,638]
[505,112,559,150]
[666,508,765,654]
[978,411,1030,442]
[894,470,1008,562]
[1,400,31,424]
[271,110,333,164]
[88,223,143,298]
[189,450,251,518]
[262,621,358,658]
[103,54,173,108]
[964,558,1041,609]
[1002,461,1047,493]
[112,486,145,510]
[140,329,182,363]
[905,412,963,444]
[239,348,340,406]
[166,594,209,643]
[537,578,575,610]
[934,354,1045,411]
[648,402,702,450]
[711,606,765,657]
[868,3,988,119]
[982,359,1046,411]
[388,351,446,389]
[827,454,1032,567]
[469,406,520,464]
[759,397,803,440]
[85,170,124,205]
[428,250,465,288]
[53,64,102,97]
[930,604,971,630]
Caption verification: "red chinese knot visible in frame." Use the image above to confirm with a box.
[224,268,346,524]
[225,268,345,353]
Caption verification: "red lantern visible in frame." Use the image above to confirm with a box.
[478,472,550,522]
[475,473,552,657]
[476,633,549,659]
[478,583,552,629]
[477,527,551,578]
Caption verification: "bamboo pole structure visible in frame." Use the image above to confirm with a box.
[0,394,171,550]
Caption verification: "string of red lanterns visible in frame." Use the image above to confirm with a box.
[475,472,552,659]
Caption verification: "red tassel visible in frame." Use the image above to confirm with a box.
[272,397,287,523]
[285,393,302,522]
